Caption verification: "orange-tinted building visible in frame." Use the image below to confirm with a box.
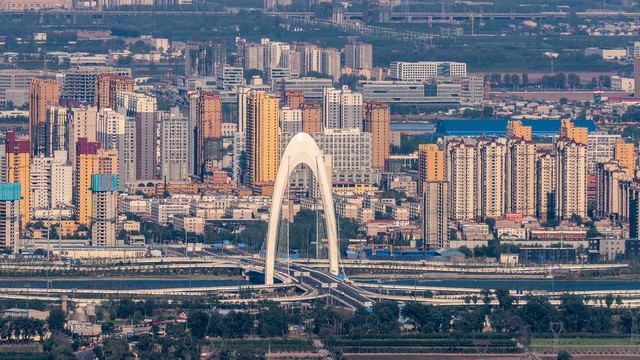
[75,138,101,226]
[29,78,59,156]
[560,119,588,145]
[195,91,222,175]
[615,138,635,176]
[284,90,305,109]
[363,101,390,171]
[95,74,133,110]
[5,132,30,227]
[300,101,322,134]
[417,144,445,196]
[506,119,532,141]
[246,92,279,193]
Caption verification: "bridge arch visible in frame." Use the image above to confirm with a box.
[264,132,339,285]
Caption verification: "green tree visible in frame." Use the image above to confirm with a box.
[43,331,75,359]
[519,296,558,333]
[99,338,135,360]
[559,294,588,332]
[605,293,614,308]
[495,288,514,310]
[187,310,209,338]
[458,246,472,258]
[101,321,116,334]
[402,302,443,333]
[257,302,288,337]
[47,308,66,332]
[557,350,572,360]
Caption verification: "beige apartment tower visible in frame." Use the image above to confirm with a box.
[423,181,449,249]
[363,101,390,171]
[477,139,506,219]
[446,140,476,220]
[68,105,98,166]
[535,150,556,221]
[506,138,536,216]
[556,138,588,219]
[595,161,628,220]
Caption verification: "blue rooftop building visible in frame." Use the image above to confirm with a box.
[436,119,596,137]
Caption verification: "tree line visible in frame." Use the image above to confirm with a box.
[309,290,635,340]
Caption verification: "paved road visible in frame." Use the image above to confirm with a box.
[293,264,374,310]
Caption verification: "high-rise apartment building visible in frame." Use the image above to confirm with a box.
[97,108,135,189]
[313,128,374,183]
[30,156,50,212]
[596,160,628,220]
[115,92,157,180]
[29,77,60,156]
[45,106,68,157]
[389,61,467,81]
[30,151,72,214]
[506,120,532,141]
[97,108,125,150]
[68,105,98,166]
[417,144,445,197]
[243,43,266,71]
[75,138,101,226]
[232,132,246,186]
[586,132,620,174]
[90,174,118,246]
[506,138,536,216]
[446,139,475,220]
[615,138,635,176]
[301,101,322,134]
[194,91,222,176]
[5,132,30,227]
[560,119,588,145]
[237,86,252,134]
[323,86,363,130]
[423,181,448,249]
[284,90,305,109]
[160,108,189,182]
[0,183,21,253]
[535,150,556,221]
[280,107,302,134]
[62,67,131,103]
[95,73,133,110]
[246,91,279,192]
[556,138,588,219]
[185,41,228,77]
[363,101,390,171]
[345,41,373,70]
[321,48,341,82]
[477,139,506,219]
[96,149,118,176]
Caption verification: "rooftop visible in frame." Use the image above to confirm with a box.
[436,119,596,137]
